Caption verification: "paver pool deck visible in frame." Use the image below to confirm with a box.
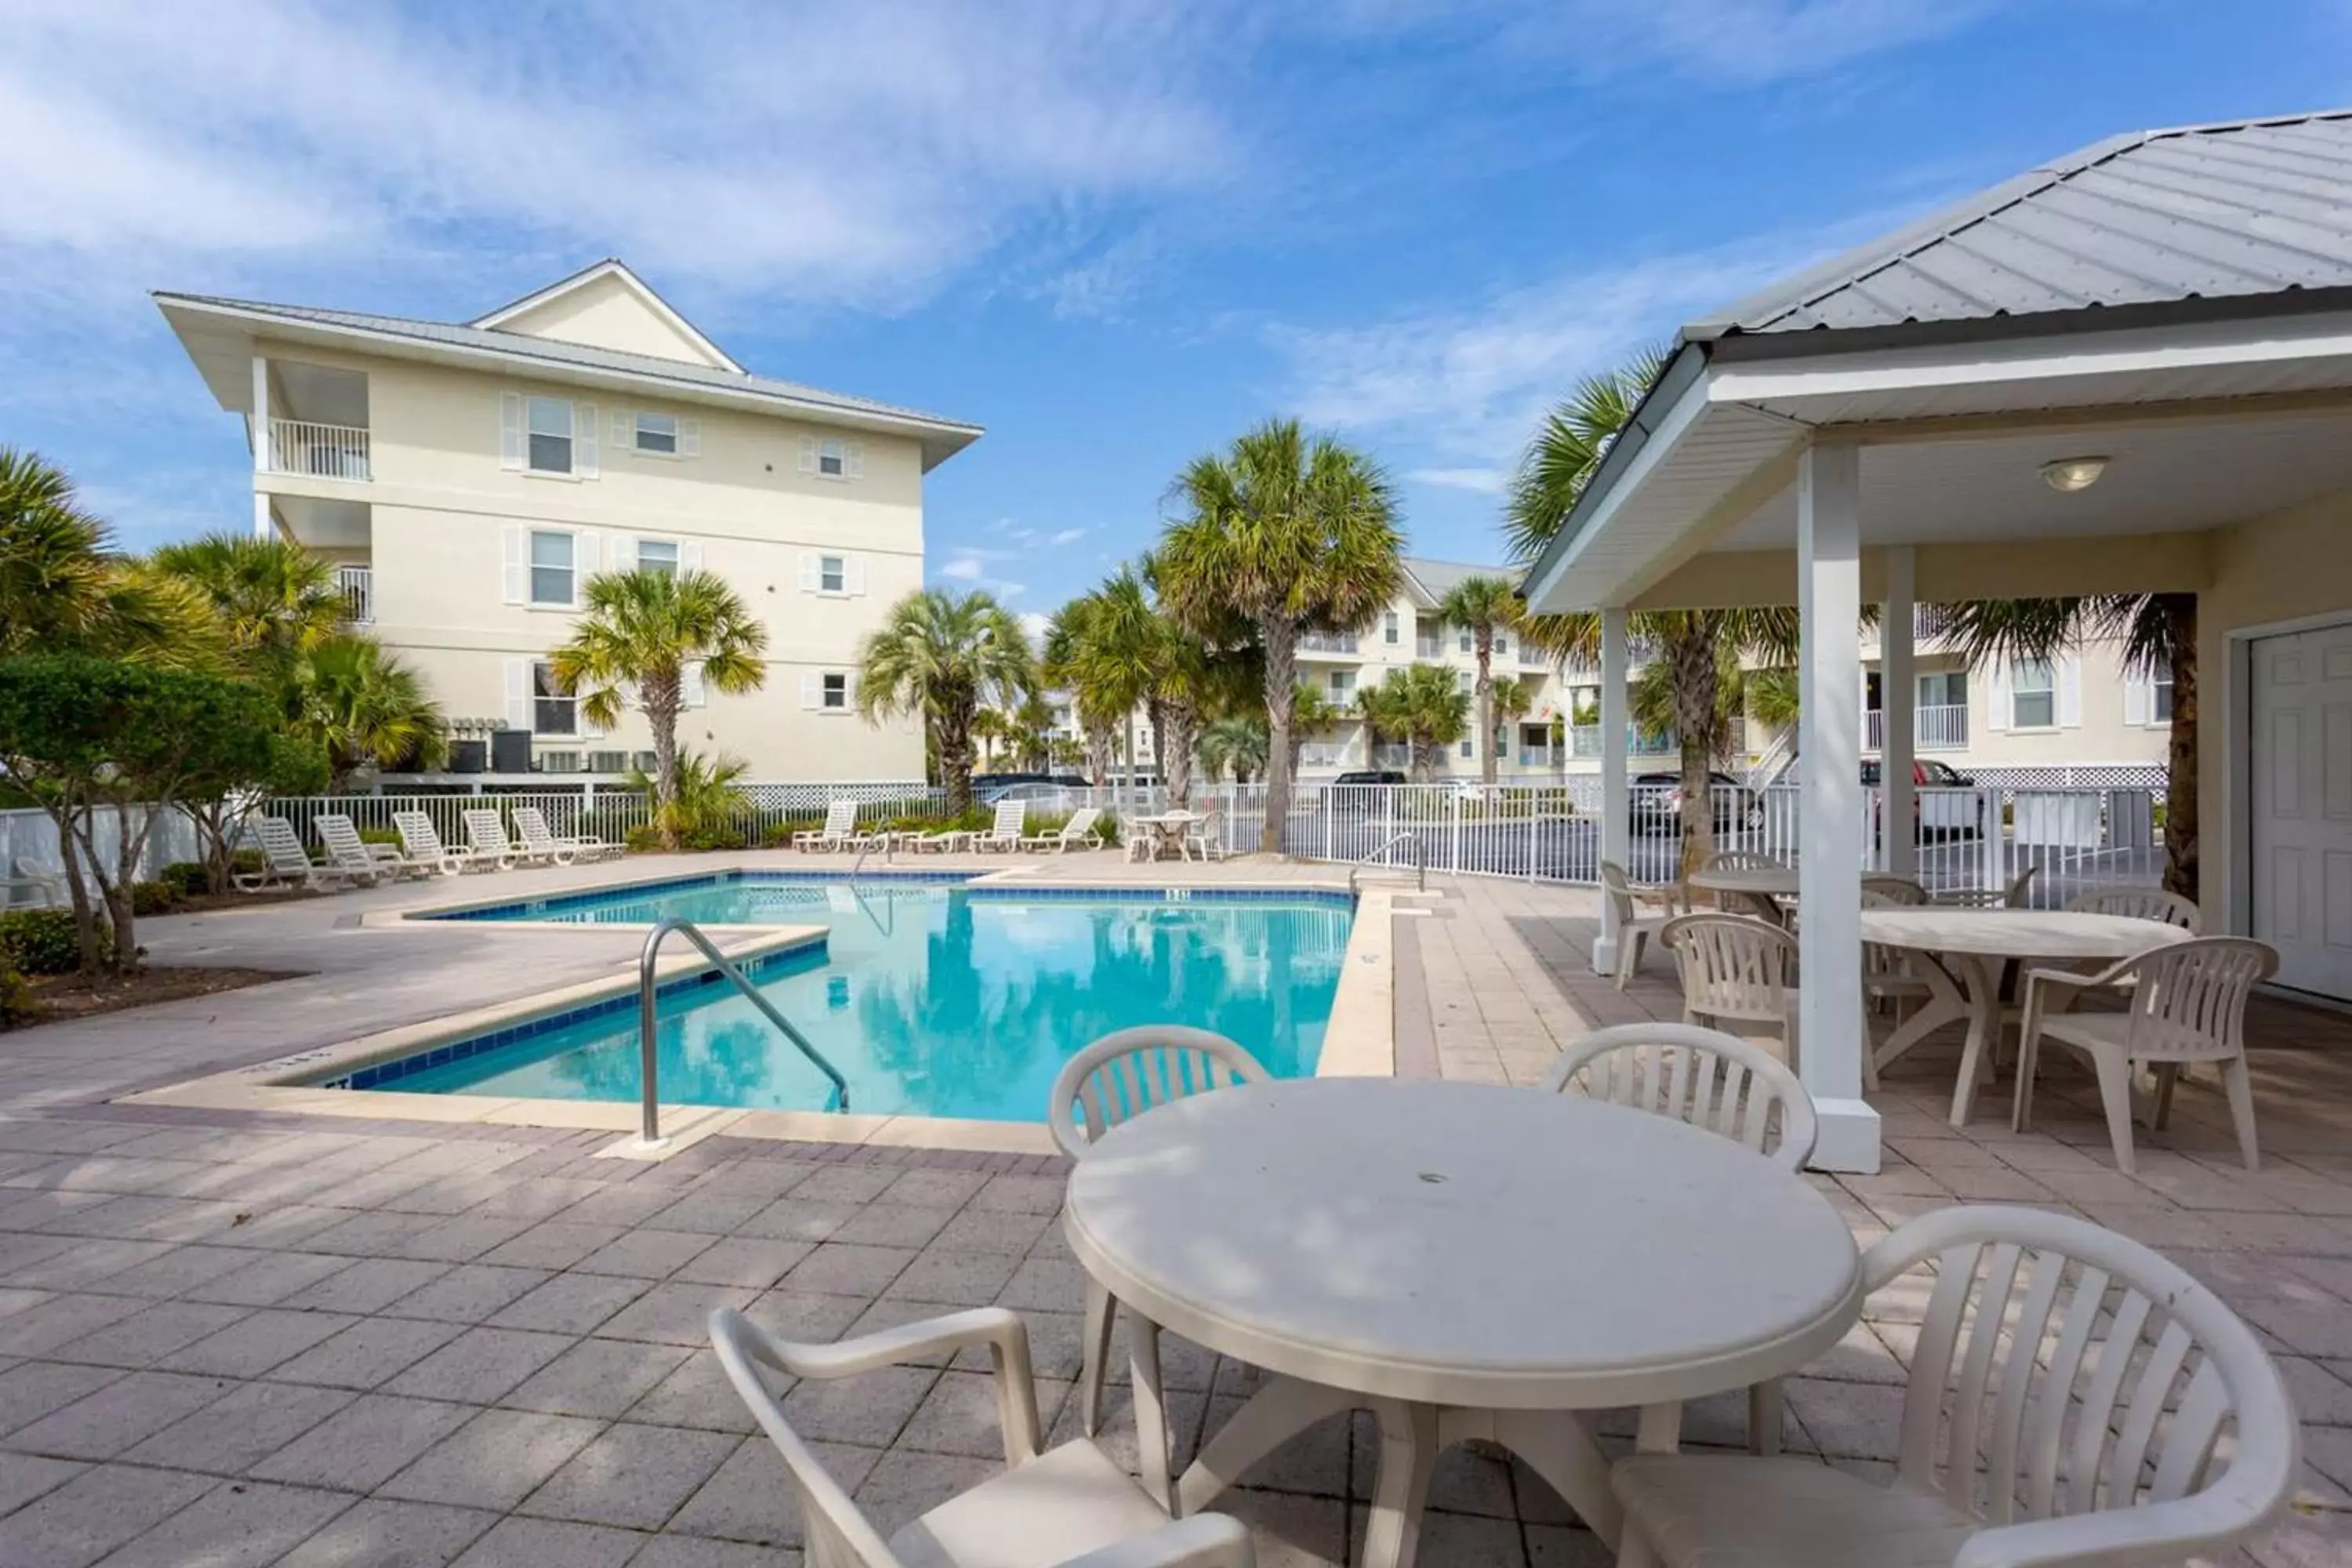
[1,850,2347,1566]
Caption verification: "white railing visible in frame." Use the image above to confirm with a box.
[336,564,373,624]
[1864,704,1969,751]
[1566,724,1676,758]
[1298,633,1359,655]
[268,419,372,481]
[1414,637,1444,659]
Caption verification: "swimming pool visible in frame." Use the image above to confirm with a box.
[345,880,1355,1121]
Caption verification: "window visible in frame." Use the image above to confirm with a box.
[1494,632,1509,657]
[1457,671,1473,694]
[532,662,576,735]
[2011,659,2056,728]
[818,439,847,477]
[2152,673,2174,723]
[1384,612,1399,646]
[1917,670,1967,709]
[633,412,677,454]
[819,554,846,593]
[1329,670,1356,698]
[821,673,848,711]
[1459,738,1474,757]
[635,539,678,578]
[1458,629,1473,653]
[529,530,575,606]
[526,397,573,474]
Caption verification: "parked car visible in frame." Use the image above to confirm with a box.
[977,779,1082,807]
[1632,770,1766,836]
[1332,770,1406,786]
[1863,757,1986,838]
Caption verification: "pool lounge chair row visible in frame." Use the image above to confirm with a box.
[230,808,620,893]
[799,798,1111,856]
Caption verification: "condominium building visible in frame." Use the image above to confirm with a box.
[157,261,982,782]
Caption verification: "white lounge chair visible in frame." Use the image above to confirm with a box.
[793,800,861,853]
[461,809,539,869]
[1610,1204,2297,1568]
[1541,1021,1816,1457]
[233,816,362,892]
[1021,806,1103,853]
[512,806,619,864]
[1660,912,1800,1066]
[314,814,416,884]
[390,811,470,877]
[2016,935,2275,1174]
[1600,861,1684,989]
[973,798,1026,854]
[905,823,975,854]
[1047,1027,1270,1443]
[711,1306,1252,1568]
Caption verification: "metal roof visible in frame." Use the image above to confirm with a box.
[1693,108,2352,339]
[1399,557,1512,607]
[154,290,979,437]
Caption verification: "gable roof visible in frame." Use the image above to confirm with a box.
[1693,107,2352,342]
[469,259,746,372]
[154,278,982,470]
[1399,557,1511,608]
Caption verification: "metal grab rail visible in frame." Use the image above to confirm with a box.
[1348,831,1425,894]
[636,916,848,1147]
[849,829,892,880]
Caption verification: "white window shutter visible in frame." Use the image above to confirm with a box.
[1985,661,2009,732]
[612,411,631,449]
[679,539,705,573]
[612,535,637,575]
[847,555,867,596]
[800,673,820,710]
[500,526,527,605]
[797,436,818,474]
[684,661,706,708]
[504,659,532,731]
[2057,655,2083,728]
[499,393,524,470]
[575,530,601,586]
[2122,674,2151,726]
[678,419,700,458]
[797,552,819,593]
[846,443,865,480]
[575,404,600,478]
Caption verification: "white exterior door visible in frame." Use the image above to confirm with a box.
[2251,623,2352,998]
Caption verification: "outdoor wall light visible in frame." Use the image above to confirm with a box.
[2040,456,2110,493]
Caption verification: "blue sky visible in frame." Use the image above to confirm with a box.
[2,1,2345,636]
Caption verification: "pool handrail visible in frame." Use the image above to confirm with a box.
[636,916,848,1148]
[1348,830,1425,895]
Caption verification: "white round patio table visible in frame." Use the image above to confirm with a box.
[1062,1076,1863,1568]
[1687,863,1801,922]
[1127,811,1200,863]
[1859,908,2192,1130]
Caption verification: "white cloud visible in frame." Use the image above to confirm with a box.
[1406,467,1506,494]
[1019,611,1053,644]
[939,554,987,582]
[1048,528,1089,546]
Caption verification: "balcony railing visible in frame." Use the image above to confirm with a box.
[1518,748,1552,768]
[1569,724,1675,757]
[268,419,371,481]
[1298,633,1359,655]
[1864,703,1969,751]
[1414,637,1443,659]
[335,564,373,624]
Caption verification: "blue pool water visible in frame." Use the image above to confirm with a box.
[356,877,1353,1121]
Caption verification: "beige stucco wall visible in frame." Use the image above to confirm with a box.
[256,338,929,781]
[1291,593,1570,775]
[486,271,734,368]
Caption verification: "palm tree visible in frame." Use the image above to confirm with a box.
[856,588,1033,814]
[550,568,768,847]
[1490,674,1533,764]
[151,532,346,667]
[1508,350,1798,873]
[1436,574,1523,785]
[1287,682,1345,774]
[1359,666,1469,782]
[970,707,1012,771]
[622,749,751,845]
[297,636,447,789]
[1012,691,1058,771]
[0,448,224,668]
[1047,566,1243,806]
[1196,715,1269,785]
[1158,419,1403,851]
[1936,596,2199,898]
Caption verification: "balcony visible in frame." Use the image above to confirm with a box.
[269,419,371,481]
[1298,633,1360,656]
[1569,724,1676,758]
[1864,703,1969,751]
[1518,748,1552,768]
[1414,637,1444,659]
[335,564,373,624]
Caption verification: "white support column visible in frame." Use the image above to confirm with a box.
[1796,445,1882,1173]
[1882,545,1917,878]
[1594,608,1631,975]
[250,354,274,539]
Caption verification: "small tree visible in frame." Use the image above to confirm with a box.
[187,731,329,895]
[1358,666,1468,781]
[856,589,1033,815]
[1435,575,1523,786]
[0,657,285,972]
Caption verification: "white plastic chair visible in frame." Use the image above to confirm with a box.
[1609,1204,2299,1568]
[1699,850,1784,873]
[1601,861,1686,989]
[2015,936,2276,1174]
[1660,913,1799,1065]
[1934,864,2038,909]
[1860,873,1931,906]
[1182,810,1226,862]
[2063,885,2201,931]
[391,811,474,877]
[794,799,861,852]
[1050,1027,1269,1446]
[512,805,619,863]
[975,798,1027,853]
[710,1306,1254,1568]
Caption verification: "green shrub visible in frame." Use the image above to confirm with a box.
[0,965,35,1030]
[158,861,212,899]
[230,848,263,877]
[627,823,748,855]
[130,880,180,917]
[358,826,401,846]
[0,909,89,975]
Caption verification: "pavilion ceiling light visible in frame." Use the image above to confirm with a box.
[2040,456,2110,494]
